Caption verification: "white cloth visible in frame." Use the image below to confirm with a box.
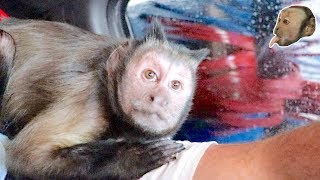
[140,141,217,180]
[0,134,8,180]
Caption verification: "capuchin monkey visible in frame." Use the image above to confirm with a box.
[0,18,209,179]
[269,5,316,48]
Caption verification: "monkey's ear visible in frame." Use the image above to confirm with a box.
[303,17,316,36]
[0,29,15,60]
[0,29,15,77]
[189,48,210,67]
[144,19,167,41]
[106,41,131,76]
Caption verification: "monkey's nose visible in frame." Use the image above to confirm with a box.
[149,95,169,107]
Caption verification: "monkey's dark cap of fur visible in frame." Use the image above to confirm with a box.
[144,18,167,42]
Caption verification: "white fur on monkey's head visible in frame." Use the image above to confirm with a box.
[113,20,210,139]
[142,19,210,69]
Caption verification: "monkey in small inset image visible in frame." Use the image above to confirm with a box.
[0,18,209,179]
[269,5,316,48]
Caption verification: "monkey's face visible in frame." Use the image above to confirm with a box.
[271,7,307,47]
[118,50,195,135]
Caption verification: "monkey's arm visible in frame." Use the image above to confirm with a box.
[193,122,320,179]
[5,101,184,179]
[56,139,183,179]
[8,139,183,179]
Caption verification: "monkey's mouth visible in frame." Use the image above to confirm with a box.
[132,107,165,121]
[269,35,281,48]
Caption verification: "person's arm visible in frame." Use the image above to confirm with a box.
[193,122,320,179]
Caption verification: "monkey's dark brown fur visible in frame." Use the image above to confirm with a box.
[0,18,209,179]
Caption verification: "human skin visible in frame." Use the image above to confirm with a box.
[193,122,320,179]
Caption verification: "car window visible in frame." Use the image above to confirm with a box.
[126,0,320,143]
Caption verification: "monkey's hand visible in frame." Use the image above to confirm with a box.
[56,139,185,179]
[115,139,185,179]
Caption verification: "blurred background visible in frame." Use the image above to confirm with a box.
[1,0,319,143]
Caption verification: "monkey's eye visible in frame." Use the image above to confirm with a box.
[144,70,157,81]
[283,19,290,25]
[170,80,182,90]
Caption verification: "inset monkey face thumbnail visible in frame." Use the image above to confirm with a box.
[269,5,316,48]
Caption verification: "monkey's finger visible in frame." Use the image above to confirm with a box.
[148,143,184,155]
[147,155,177,170]
[137,155,178,177]
[144,139,181,150]
[146,146,185,168]
[150,145,185,160]
[142,138,172,144]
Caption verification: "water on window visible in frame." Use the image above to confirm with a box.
[126,0,320,143]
